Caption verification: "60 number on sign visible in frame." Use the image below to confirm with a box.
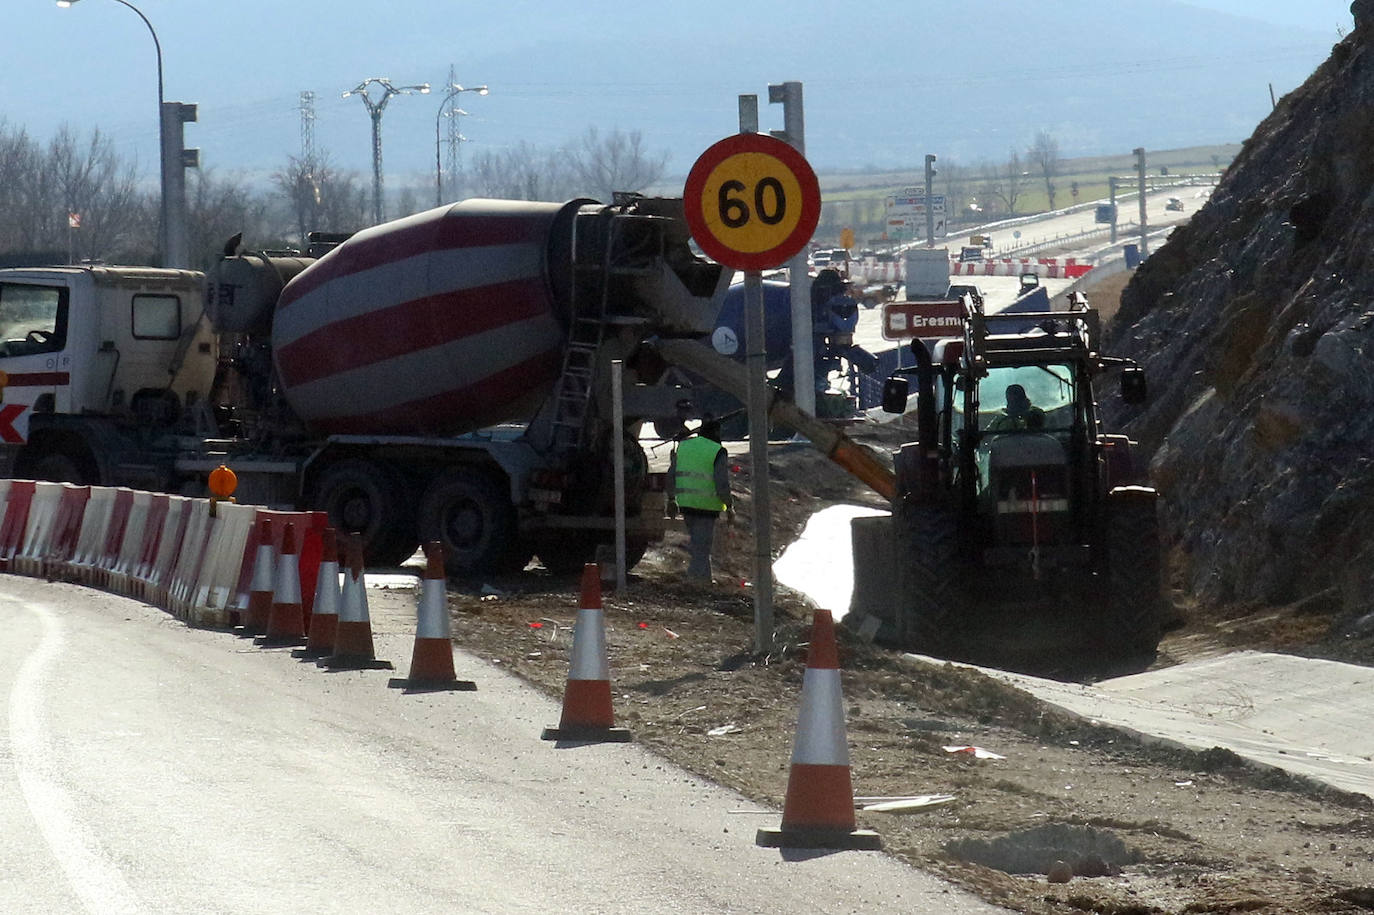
[683,133,821,272]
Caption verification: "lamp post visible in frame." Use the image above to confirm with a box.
[57,0,169,264]
[343,77,430,225]
[434,83,488,207]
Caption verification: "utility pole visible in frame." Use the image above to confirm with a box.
[1135,147,1149,257]
[924,154,937,248]
[299,90,316,162]
[1109,176,1119,245]
[343,78,430,225]
[159,101,198,268]
[768,80,814,418]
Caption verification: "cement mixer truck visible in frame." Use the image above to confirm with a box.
[0,196,894,577]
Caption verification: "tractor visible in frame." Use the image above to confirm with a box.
[850,292,1163,662]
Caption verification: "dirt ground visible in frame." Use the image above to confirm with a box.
[418,412,1374,915]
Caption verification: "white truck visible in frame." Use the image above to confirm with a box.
[903,247,952,300]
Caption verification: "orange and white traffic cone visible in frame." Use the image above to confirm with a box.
[262,521,308,646]
[756,608,882,850]
[301,527,340,658]
[389,541,475,692]
[241,515,276,636]
[321,536,393,671]
[541,563,631,743]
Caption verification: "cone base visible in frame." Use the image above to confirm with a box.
[318,655,395,671]
[541,725,632,743]
[292,646,332,659]
[755,825,882,851]
[256,634,308,648]
[387,677,477,692]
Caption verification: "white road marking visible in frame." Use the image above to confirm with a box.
[6,597,142,915]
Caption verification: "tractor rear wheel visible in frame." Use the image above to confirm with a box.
[1102,497,1163,658]
[894,501,965,654]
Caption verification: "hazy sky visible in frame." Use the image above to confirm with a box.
[1,0,1355,189]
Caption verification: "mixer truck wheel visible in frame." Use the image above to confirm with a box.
[310,459,418,568]
[417,468,518,576]
[31,452,87,484]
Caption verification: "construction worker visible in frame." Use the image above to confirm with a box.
[666,419,734,582]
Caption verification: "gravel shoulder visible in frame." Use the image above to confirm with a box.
[377,420,1374,914]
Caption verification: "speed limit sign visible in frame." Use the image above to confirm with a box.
[683,133,821,271]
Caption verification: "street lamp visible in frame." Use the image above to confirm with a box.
[58,0,170,264]
[343,77,430,225]
[434,83,488,207]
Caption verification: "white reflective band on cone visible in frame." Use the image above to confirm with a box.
[313,561,340,616]
[416,578,451,639]
[567,607,609,681]
[250,544,274,592]
[338,571,368,623]
[790,668,851,767]
[273,551,301,604]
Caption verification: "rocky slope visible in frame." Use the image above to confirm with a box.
[1106,7,1374,625]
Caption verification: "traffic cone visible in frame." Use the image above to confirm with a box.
[541,563,631,742]
[261,522,308,646]
[389,541,476,692]
[756,609,882,850]
[320,536,393,671]
[299,527,340,658]
[240,515,275,636]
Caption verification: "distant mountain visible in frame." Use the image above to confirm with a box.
[449,0,1337,175]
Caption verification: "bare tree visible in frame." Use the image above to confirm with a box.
[468,142,575,201]
[273,151,369,244]
[567,127,669,202]
[1028,131,1060,210]
[984,151,1028,216]
[0,121,42,254]
[187,169,276,268]
[46,126,144,263]
[937,161,973,225]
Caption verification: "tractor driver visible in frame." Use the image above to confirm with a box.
[986,384,1045,433]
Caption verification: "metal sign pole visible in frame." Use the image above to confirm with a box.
[737,94,774,654]
[743,269,773,654]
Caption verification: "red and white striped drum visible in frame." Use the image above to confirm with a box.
[273,199,583,436]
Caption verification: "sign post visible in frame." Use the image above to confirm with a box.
[684,125,821,655]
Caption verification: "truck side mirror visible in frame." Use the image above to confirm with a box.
[881,375,910,414]
[1121,366,1147,404]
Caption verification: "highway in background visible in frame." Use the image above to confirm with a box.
[0,575,1007,914]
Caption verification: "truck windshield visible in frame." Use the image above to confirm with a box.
[0,283,67,357]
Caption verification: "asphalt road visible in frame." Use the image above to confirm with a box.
[0,575,1006,914]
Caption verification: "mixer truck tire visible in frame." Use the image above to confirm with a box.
[31,452,87,485]
[416,468,520,576]
[310,459,418,568]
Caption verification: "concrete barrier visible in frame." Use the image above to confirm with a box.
[0,480,35,572]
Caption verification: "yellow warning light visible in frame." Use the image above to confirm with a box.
[208,464,238,500]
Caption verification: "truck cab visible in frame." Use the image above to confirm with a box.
[0,266,216,484]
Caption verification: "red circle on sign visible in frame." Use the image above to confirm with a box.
[683,133,821,272]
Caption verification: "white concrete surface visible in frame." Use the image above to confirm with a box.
[927,652,1374,799]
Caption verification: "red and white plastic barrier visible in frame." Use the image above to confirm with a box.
[845,254,1094,284]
